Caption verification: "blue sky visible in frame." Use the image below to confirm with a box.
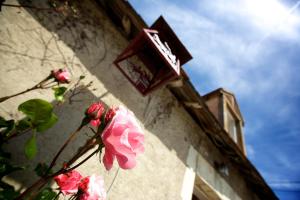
[129,0,300,199]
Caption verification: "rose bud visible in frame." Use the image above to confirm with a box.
[86,102,105,127]
[104,107,116,124]
[54,170,83,195]
[52,68,71,83]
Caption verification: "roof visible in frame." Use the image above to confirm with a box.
[168,79,277,199]
[203,87,245,125]
[98,0,278,199]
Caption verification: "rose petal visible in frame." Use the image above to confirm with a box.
[103,148,115,171]
[101,106,144,170]
[54,170,82,195]
[116,153,137,169]
[79,175,106,200]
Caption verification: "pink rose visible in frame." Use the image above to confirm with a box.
[78,175,106,200]
[54,170,83,195]
[52,68,70,83]
[101,106,144,170]
[86,102,105,127]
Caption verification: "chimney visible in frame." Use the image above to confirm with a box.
[203,88,247,155]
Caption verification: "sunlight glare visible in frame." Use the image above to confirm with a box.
[245,0,300,37]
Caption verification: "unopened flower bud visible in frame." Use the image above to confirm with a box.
[86,102,105,127]
[52,68,70,83]
[104,107,116,124]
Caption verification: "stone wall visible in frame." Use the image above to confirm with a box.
[0,1,258,199]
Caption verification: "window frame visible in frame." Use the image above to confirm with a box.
[224,102,243,149]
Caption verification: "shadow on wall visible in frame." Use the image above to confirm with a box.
[4,87,109,187]
[2,0,207,188]
[1,1,253,199]
[14,0,201,163]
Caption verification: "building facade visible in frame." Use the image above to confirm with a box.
[0,0,277,199]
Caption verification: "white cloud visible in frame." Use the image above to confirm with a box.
[276,152,300,171]
[260,170,300,190]
[195,0,300,40]
[247,144,255,159]
[130,1,300,193]
[244,119,263,136]
[270,182,300,190]
[130,0,300,99]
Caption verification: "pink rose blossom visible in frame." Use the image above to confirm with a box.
[78,175,106,200]
[86,102,105,127]
[101,106,144,170]
[54,170,83,195]
[52,68,70,83]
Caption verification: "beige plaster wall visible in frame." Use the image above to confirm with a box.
[0,1,258,199]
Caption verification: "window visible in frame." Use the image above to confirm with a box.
[226,109,238,143]
[192,175,222,200]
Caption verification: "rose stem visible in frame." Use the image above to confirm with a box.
[47,124,85,172]
[53,191,62,200]
[16,137,99,200]
[0,75,51,103]
[3,128,31,142]
[56,148,99,175]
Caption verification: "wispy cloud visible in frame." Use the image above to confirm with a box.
[130,1,300,198]
[269,181,300,191]
[276,153,299,171]
[130,0,300,100]
[247,144,255,159]
[260,170,300,191]
[256,0,300,44]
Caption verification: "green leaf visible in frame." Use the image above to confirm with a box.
[16,118,32,131]
[18,99,53,125]
[0,117,15,137]
[0,117,7,127]
[36,113,58,133]
[0,162,24,179]
[0,187,20,200]
[34,163,52,177]
[79,75,85,80]
[24,134,37,159]
[52,87,67,102]
[34,188,57,200]
[17,100,58,133]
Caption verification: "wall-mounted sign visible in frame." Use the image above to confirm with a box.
[113,16,192,96]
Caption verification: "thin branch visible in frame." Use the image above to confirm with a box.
[53,191,62,200]
[4,128,31,142]
[67,80,93,104]
[16,127,100,200]
[107,167,120,194]
[0,48,70,64]
[47,124,84,172]
[66,149,98,172]
[0,75,51,103]
[52,33,68,65]
[39,33,55,66]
